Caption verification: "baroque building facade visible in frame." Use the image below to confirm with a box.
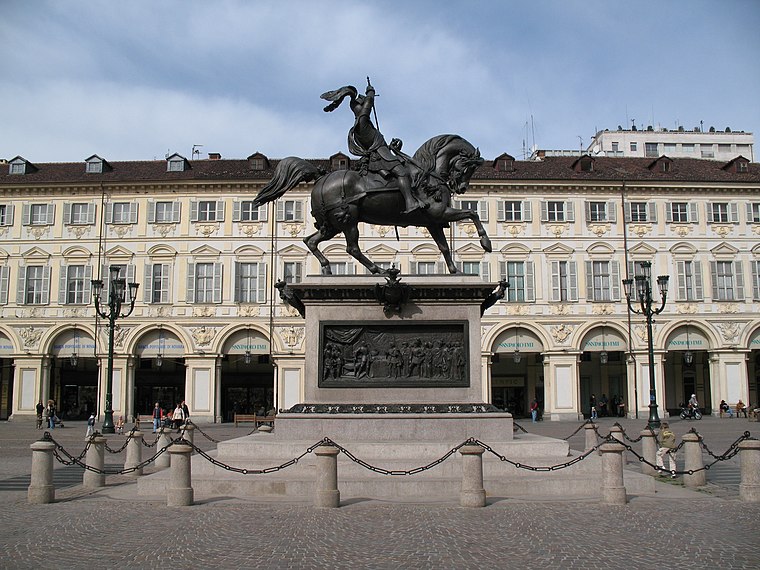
[0,150,758,422]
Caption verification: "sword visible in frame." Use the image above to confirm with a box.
[367,76,380,131]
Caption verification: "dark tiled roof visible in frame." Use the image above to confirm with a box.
[1,156,758,186]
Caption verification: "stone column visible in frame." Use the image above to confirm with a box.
[155,427,173,469]
[459,445,486,508]
[640,429,657,477]
[738,439,760,502]
[180,423,195,446]
[124,430,143,477]
[167,443,194,507]
[83,435,107,489]
[610,424,627,464]
[314,445,340,508]
[600,442,627,505]
[682,432,706,487]
[28,440,56,504]
[584,423,598,452]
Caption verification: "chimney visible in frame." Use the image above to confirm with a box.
[208,152,221,160]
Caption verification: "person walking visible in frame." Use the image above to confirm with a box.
[46,400,57,430]
[151,402,162,433]
[85,412,96,438]
[172,403,185,431]
[36,401,44,429]
[656,421,677,478]
[530,399,539,423]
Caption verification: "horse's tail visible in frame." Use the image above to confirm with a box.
[252,157,323,207]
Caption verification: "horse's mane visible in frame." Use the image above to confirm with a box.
[412,135,466,173]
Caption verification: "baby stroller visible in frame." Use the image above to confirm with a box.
[51,415,64,428]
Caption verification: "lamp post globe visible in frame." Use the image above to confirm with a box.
[92,266,138,434]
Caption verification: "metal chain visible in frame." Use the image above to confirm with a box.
[186,421,220,444]
[513,422,528,434]
[183,438,325,475]
[104,426,139,454]
[563,420,592,441]
[473,437,604,471]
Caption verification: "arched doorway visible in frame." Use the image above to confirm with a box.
[133,329,186,419]
[219,329,274,422]
[0,331,15,420]
[664,325,712,415]
[748,328,760,408]
[490,327,544,418]
[50,328,98,420]
[579,326,628,419]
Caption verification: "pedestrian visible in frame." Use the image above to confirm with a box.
[181,400,190,424]
[36,401,44,429]
[47,400,57,429]
[530,399,539,423]
[172,403,185,431]
[151,402,162,433]
[656,421,677,478]
[115,415,124,435]
[86,412,96,438]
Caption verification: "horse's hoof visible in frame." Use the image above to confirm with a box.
[481,237,492,253]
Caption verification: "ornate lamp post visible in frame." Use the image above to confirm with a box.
[622,261,668,429]
[92,266,139,434]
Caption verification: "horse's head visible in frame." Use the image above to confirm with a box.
[412,135,484,195]
[448,147,483,194]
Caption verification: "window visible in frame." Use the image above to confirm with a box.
[64,203,95,225]
[191,200,224,222]
[711,261,744,301]
[752,261,760,301]
[749,204,760,224]
[364,261,395,275]
[143,264,171,304]
[9,163,25,175]
[611,142,619,152]
[737,144,751,155]
[328,261,353,275]
[412,261,438,275]
[718,144,731,154]
[457,261,489,281]
[250,157,265,170]
[0,204,14,226]
[676,261,704,301]
[459,200,488,221]
[0,266,8,305]
[663,143,676,155]
[667,202,698,224]
[18,266,50,305]
[167,156,187,172]
[86,161,102,174]
[283,262,302,284]
[630,142,638,152]
[707,202,738,224]
[233,200,267,222]
[625,202,656,223]
[585,260,620,302]
[737,161,748,173]
[22,204,55,226]
[59,265,91,304]
[187,262,222,304]
[234,262,267,303]
[107,202,137,224]
[98,264,135,299]
[550,260,578,302]
[585,201,616,223]
[149,201,181,224]
[499,261,535,302]
[645,143,658,158]
[497,201,531,222]
[541,201,574,222]
[277,200,304,222]
[700,144,715,159]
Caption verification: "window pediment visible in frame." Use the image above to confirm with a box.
[190,245,221,257]
[628,242,657,256]
[586,242,615,256]
[543,243,574,256]
[710,242,739,256]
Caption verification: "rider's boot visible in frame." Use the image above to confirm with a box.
[398,176,425,214]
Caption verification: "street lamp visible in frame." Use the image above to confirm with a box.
[92,265,139,434]
[622,261,668,429]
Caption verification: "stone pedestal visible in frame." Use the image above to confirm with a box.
[83,435,106,489]
[739,440,760,502]
[682,433,706,487]
[600,442,627,505]
[28,440,56,504]
[459,445,486,507]
[641,429,657,476]
[155,427,172,469]
[125,430,144,477]
[314,445,340,508]
[167,444,194,506]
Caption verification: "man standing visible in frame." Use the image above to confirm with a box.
[152,402,162,433]
[86,413,96,438]
[35,401,44,429]
[656,421,677,478]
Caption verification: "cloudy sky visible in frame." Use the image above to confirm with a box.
[2,0,759,164]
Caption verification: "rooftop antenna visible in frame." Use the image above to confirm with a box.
[578,136,583,153]
[192,144,204,160]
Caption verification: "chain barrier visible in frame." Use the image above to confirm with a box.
[513,422,528,434]
[562,419,592,441]
[474,436,607,471]
[184,438,326,475]
[187,421,220,444]
[104,426,139,454]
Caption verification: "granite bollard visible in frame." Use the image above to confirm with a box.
[124,430,144,476]
[609,424,627,464]
[28,440,56,504]
[584,423,598,452]
[641,429,658,477]
[314,445,340,508]
[459,444,486,507]
[179,423,195,446]
[682,432,706,487]
[600,441,627,505]
[83,435,107,489]
[738,439,760,502]
[167,443,194,506]
[155,427,173,469]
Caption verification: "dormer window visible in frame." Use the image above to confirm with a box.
[8,156,36,175]
[722,156,750,174]
[9,163,24,175]
[493,153,515,173]
[166,153,189,172]
[648,156,673,173]
[247,152,269,171]
[330,152,350,171]
[572,155,594,173]
[84,154,111,174]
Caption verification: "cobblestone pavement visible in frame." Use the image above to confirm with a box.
[1,417,758,569]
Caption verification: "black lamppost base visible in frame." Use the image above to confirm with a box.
[647,404,661,430]
[102,411,115,434]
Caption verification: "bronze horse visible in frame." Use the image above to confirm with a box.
[252,134,491,275]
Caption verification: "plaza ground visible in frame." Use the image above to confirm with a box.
[0,415,758,568]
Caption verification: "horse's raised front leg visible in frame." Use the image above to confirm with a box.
[427,225,458,274]
[343,224,384,274]
[441,207,492,253]
[304,225,337,275]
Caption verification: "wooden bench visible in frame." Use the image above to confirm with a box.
[234,413,276,428]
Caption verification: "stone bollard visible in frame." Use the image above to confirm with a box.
[28,440,56,504]
[584,423,598,452]
[599,442,627,505]
[83,435,107,488]
[179,423,195,446]
[155,427,173,469]
[682,432,706,487]
[314,445,340,508]
[738,440,760,502]
[640,429,658,477]
[124,430,144,477]
[459,445,486,508]
[609,425,627,464]
[167,443,194,506]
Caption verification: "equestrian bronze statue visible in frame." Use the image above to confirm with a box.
[252,80,491,275]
